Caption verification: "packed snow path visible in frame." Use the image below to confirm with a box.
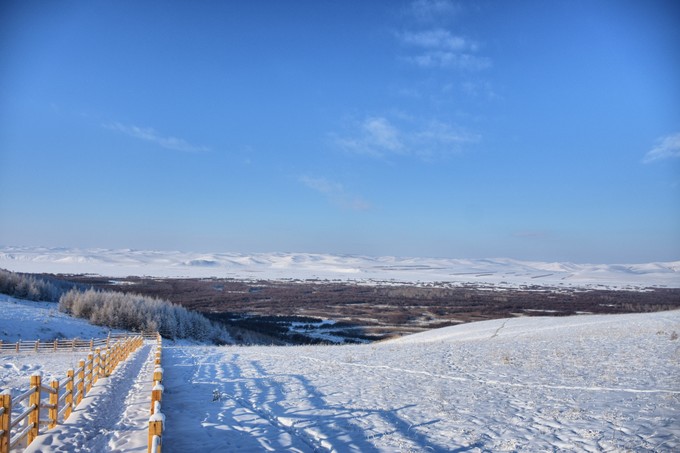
[23,343,156,452]
[161,311,680,452]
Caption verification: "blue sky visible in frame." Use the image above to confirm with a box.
[1,0,678,263]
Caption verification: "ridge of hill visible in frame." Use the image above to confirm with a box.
[1,246,678,289]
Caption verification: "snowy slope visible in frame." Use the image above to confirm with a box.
[0,294,129,406]
[0,294,119,343]
[158,310,680,452]
[1,246,679,289]
[1,296,679,451]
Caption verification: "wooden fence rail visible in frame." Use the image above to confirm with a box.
[0,339,107,354]
[148,333,163,453]
[0,332,158,354]
[0,335,144,452]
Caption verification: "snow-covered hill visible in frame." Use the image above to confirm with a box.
[2,296,679,452]
[1,246,678,289]
[0,294,118,343]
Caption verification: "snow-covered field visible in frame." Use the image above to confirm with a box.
[0,294,117,343]
[1,246,679,289]
[2,296,678,452]
[0,295,126,397]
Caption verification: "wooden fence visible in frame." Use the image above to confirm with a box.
[0,338,109,354]
[148,333,164,453]
[0,335,144,452]
[0,332,157,355]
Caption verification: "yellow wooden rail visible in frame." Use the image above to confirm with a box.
[148,333,163,453]
[0,335,144,452]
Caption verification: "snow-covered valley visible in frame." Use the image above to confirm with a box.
[1,295,679,452]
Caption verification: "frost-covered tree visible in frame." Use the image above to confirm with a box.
[58,288,230,344]
[0,268,66,301]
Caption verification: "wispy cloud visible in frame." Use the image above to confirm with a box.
[333,116,478,160]
[461,80,498,100]
[398,0,490,71]
[299,176,372,211]
[335,117,405,158]
[408,0,460,23]
[105,122,210,153]
[643,132,680,163]
[400,29,475,52]
[398,28,490,70]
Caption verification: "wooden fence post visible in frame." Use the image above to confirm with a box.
[153,367,164,387]
[150,384,164,414]
[104,347,111,377]
[76,360,85,405]
[86,353,94,392]
[65,369,74,420]
[49,379,59,429]
[114,342,120,369]
[53,339,58,352]
[0,390,11,453]
[28,374,41,444]
[94,348,101,384]
[148,412,164,453]
[111,343,118,370]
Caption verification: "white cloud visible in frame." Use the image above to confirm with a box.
[462,80,498,99]
[334,117,405,158]
[299,176,342,195]
[643,132,680,163]
[400,29,474,52]
[299,176,372,211]
[415,120,479,146]
[334,116,479,160]
[363,117,404,153]
[398,27,490,70]
[408,0,460,23]
[105,122,210,153]
[405,51,491,70]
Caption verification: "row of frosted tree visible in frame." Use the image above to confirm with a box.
[1,268,230,343]
[58,288,230,343]
[0,268,66,301]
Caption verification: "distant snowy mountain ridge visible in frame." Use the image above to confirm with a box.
[0,246,678,289]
